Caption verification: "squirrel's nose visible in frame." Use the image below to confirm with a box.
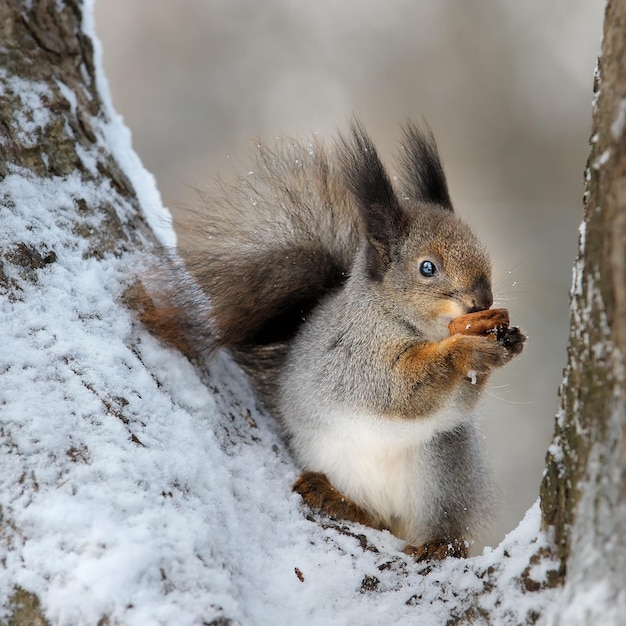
[466,280,493,313]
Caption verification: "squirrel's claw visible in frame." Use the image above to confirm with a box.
[496,326,526,357]
[404,537,469,562]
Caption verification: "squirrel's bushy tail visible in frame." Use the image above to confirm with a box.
[139,137,360,404]
[138,120,450,408]
[182,138,360,347]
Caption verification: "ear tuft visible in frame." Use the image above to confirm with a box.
[399,121,453,210]
[338,119,408,279]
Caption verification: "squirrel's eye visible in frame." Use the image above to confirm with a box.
[419,260,437,277]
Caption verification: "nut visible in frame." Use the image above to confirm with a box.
[448,308,510,336]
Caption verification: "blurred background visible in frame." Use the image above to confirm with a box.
[95,0,605,547]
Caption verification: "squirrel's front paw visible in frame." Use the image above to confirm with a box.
[448,308,525,365]
[495,325,526,357]
[457,335,508,373]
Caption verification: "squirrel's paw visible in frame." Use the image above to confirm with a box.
[495,325,526,357]
[455,335,509,373]
[293,471,377,528]
[404,537,469,562]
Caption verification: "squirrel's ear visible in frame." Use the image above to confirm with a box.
[339,119,408,280]
[399,121,453,211]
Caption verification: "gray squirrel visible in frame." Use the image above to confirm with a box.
[139,120,525,560]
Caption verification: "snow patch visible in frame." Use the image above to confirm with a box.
[610,99,626,140]
[592,148,611,169]
[0,70,52,146]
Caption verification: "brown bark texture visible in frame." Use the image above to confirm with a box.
[0,0,155,268]
[0,1,155,623]
[539,0,626,618]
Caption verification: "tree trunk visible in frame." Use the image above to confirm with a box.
[0,0,624,624]
[0,0,160,623]
[0,0,156,253]
[539,0,626,619]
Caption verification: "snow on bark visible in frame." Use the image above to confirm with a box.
[540,0,626,622]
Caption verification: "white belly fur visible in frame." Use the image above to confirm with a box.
[292,403,469,544]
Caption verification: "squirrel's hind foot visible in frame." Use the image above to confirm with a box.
[293,471,380,528]
[404,537,469,562]
[294,473,470,563]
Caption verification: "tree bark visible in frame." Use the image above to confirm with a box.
[1,0,625,624]
[539,0,626,619]
[0,0,156,267]
[1,1,157,623]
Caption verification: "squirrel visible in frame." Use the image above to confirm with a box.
[139,119,525,561]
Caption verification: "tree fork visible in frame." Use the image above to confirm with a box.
[1,0,625,623]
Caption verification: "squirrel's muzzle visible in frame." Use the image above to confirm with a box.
[465,279,493,313]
